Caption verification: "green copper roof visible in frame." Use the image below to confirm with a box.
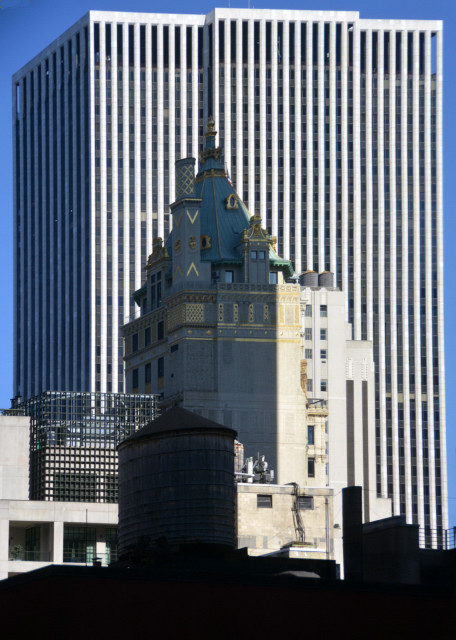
[269,247,294,279]
[133,284,146,304]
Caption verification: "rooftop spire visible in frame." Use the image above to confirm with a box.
[204,116,217,149]
[199,117,222,165]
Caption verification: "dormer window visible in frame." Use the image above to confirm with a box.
[225,193,239,209]
[225,270,234,283]
[200,235,212,250]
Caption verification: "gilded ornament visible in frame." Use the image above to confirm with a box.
[200,235,212,250]
[188,236,197,250]
[225,193,239,210]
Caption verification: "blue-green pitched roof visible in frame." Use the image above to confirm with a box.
[194,157,250,265]
[167,120,294,277]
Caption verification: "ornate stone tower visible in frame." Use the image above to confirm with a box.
[123,120,323,487]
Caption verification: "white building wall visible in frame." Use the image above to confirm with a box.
[0,416,30,501]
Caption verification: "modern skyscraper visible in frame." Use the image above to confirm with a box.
[13,9,446,543]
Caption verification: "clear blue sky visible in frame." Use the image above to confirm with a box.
[1,0,455,526]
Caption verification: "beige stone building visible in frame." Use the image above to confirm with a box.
[237,484,333,559]
[123,120,322,488]
[123,121,391,568]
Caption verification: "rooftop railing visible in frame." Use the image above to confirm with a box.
[419,527,455,550]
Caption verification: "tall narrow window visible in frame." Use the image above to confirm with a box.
[308,457,315,478]
[307,425,315,445]
[157,357,164,389]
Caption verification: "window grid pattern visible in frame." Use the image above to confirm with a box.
[20,390,157,502]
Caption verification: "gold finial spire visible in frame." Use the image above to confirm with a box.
[204,115,217,138]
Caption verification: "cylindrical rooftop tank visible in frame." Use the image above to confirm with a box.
[118,406,237,557]
[299,270,318,288]
[318,271,335,288]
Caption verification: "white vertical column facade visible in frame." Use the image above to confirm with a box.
[180,25,187,162]
[412,30,425,530]
[271,20,278,240]
[235,19,243,199]
[71,35,79,390]
[213,18,220,157]
[55,53,63,391]
[89,22,97,391]
[202,23,209,130]
[40,62,48,390]
[424,30,437,535]
[436,29,447,533]
[341,22,348,312]
[19,73,27,395]
[99,22,108,391]
[145,25,152,256]
[282,21,290,257]
[111,24,119,393]
[352,24,361,340]
[191,24,198,162]
[377,31,388,498]
[168,25,176,206]
[389,29,400,514]
[365,29,373,343]
[12,77,18,397]
[157,24,164,240]
[329,21,337,281]
[33,66,40,395]
[63,44,71,391]
[122,22,130,331]
[80,26,88,391]
[133,22,142,295]
[49,55,56,391]
[401,29,412,524]
[294,21,302,273]
[306,21,313,271]
[317,20,325,273]
[247,19,255,214]
[224,19,231,179]
[259,20,266,227]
